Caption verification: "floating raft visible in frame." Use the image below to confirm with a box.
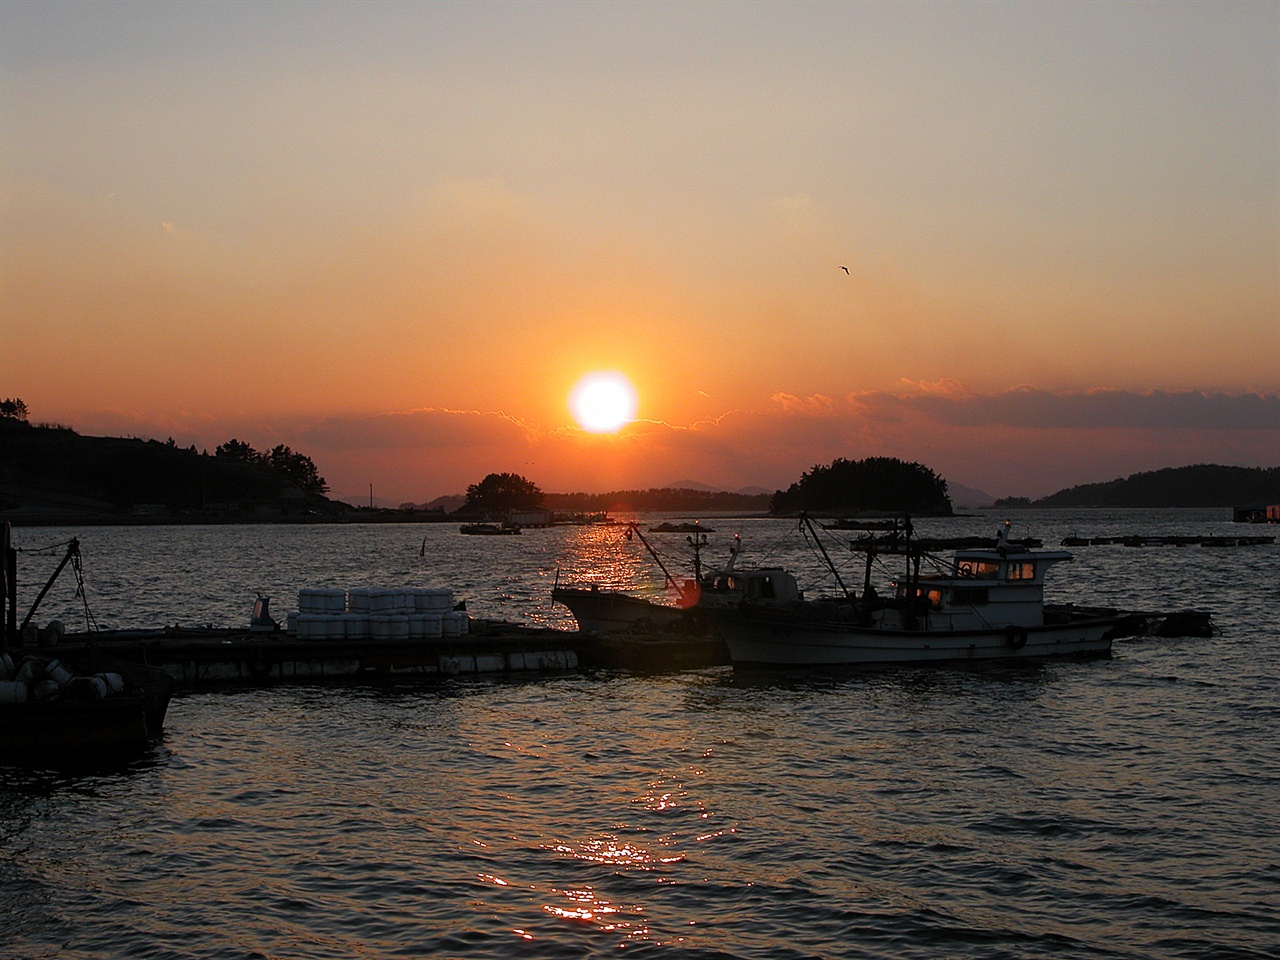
[19,606,1216,686]
[30,619,585,689]
[1060,535,1275,548]
[840,535,1045,552]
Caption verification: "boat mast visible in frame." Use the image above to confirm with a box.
[627,523,688,602]
[18,537,81,633]
[800,513,852,598]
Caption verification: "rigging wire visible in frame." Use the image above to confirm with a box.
[70,546,99,633]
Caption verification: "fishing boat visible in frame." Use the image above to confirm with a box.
[550,581,688,634]
[0,654,174,766]
[2,524,175,765]
[698,517,1123,668]
[552,522,720,634]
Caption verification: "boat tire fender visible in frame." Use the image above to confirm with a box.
[1006,626,1028,650]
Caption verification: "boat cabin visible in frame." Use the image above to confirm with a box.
[702,568,803,607]
[888,545,1075,630]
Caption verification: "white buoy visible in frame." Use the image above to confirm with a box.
[97,672,126,695]
[45,659,74,687]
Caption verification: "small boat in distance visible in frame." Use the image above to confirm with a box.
[459,522,521,535]
[648,522,714,534]
[698,517,1124,668]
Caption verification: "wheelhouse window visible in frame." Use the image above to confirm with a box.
[751,576,777,600]
[1007,561,1036,580]
[957,560,1001,579]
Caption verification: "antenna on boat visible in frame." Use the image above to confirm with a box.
[686,530,708,583]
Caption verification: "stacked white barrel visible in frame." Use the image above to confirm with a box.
[292,587,462,640]
[0,652,127,704]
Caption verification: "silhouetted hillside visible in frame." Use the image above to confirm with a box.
[1035,464,1278,508]
[0,419,344,522]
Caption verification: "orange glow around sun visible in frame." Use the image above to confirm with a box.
[569,371,638,433]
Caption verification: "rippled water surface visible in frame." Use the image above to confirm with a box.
[3,510,1277,958]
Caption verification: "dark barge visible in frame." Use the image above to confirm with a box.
[34,620,588,688]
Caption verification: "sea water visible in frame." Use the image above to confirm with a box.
[1,510,1276,959]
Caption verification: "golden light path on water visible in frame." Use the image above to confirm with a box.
[471,746,735,948]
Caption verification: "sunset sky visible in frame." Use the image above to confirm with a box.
[3,1,1277,503]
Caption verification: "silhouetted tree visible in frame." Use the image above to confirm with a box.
[214,438,263,465]
[0,397,29,421]
[214,438,327,494]
[266,443,328,495]
[770,457,952,515]
[464,472,544,516]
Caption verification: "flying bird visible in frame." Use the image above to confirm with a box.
[840,265,849,274]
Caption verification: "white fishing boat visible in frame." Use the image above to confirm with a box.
[698,518,1122,667]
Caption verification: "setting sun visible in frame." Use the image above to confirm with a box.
[569,372,638,433]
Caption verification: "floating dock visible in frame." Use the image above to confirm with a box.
[1060,535,1275,548]
[34,620,591,689]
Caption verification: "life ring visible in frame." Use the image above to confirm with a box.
[1006,626,1028,650]
[958,562,973,576]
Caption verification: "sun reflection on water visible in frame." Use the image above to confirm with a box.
[543,834,684,868]
[544,886,650,941]
[558,524,703,598]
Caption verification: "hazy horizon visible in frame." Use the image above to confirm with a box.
[4,2,1276,502]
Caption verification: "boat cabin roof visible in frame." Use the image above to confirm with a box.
[947,546,1073,584]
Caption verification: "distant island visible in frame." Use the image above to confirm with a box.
[3,414,1275,526]
[993,464,1279,509]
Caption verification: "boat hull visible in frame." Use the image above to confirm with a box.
[552,587,685,635]
[703,608,1118,667]
[1,696,153,764]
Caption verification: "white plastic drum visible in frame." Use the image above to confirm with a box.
[97,672,126,694]
[45,659,74,687]
[347,588,371,613]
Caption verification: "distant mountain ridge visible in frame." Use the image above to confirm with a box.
[947,482,995,508]
[664,479,772,497]
[1034,464,1278,508]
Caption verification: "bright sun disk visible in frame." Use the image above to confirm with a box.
[570,372,637,433]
